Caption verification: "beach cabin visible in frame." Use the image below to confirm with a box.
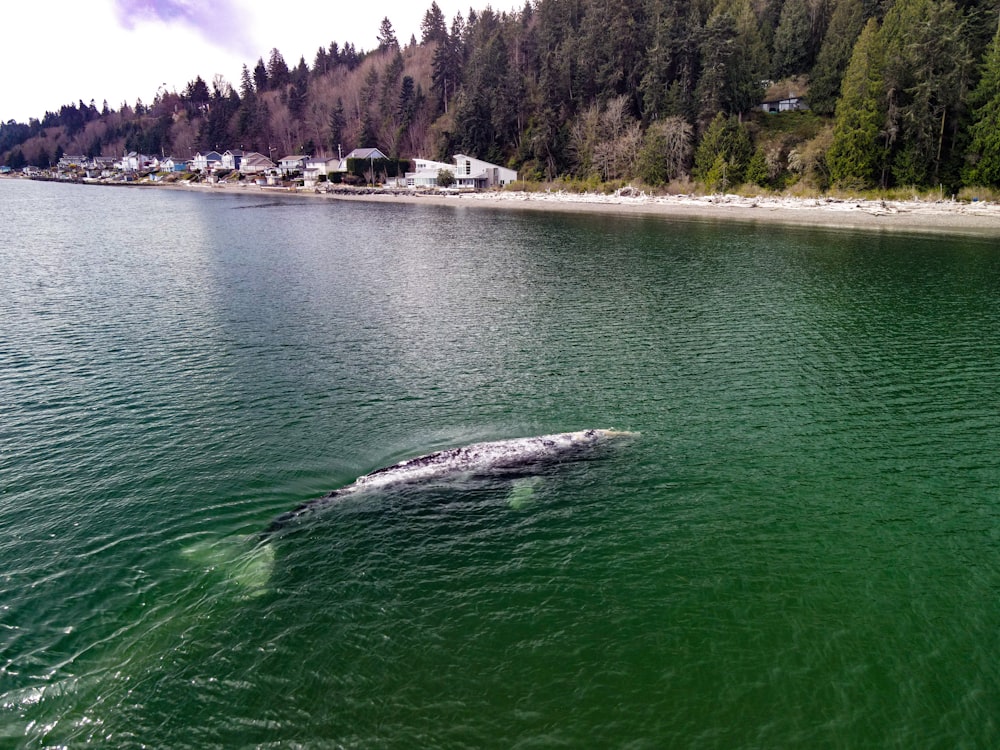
[761,96,808,113]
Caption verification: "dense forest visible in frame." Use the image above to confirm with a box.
[4,0,1000,192]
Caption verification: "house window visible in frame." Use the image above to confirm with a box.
[465,160,471,175]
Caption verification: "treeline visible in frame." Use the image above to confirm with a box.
[4,0,1000,192]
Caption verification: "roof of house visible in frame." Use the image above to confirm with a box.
[243,152,275,167]
[345,147,387,160]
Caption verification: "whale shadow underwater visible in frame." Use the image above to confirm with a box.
[177,430,636,598]
[261,429,638,540]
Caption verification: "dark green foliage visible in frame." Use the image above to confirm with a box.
[696,0,767,122]
[253,58,268,91]
[810,0,866,115]
[638,116,694,184]
[344,157,409,179]
[772,0,814,78]
[266,49,289,89]
[421,2,448,44]
[965,19,1000,186]
[880,0,972,187]
[6,148,26,169]
[329,99,347,153]
[828,18,885,188]
[693,112,754,187]
[185,76,210,109]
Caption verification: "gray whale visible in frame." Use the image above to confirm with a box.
[263,429,635,538]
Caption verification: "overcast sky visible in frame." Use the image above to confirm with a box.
[2,1,504,123]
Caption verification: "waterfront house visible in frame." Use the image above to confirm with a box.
[406,158,456,187]
[406,155,517,189]
[278,154,310,175]
[192,151,223,172]
[221,150,245,170]
[336,147,389,175]
[303,156,344,186]
[57,155,86,171]
[343,147,388,162]
[453,154,517,188]
[240,152,276,175]
[161,157,187,173]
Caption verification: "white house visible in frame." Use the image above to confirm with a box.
[278,154,310,175]
[761,96,807,113]
[119,151,153,172]
[221,149,245,170]
[406,158,455,187]
[192,151,222,172]
[405,154,517,189]
[453,154,517,188]
[161,157,187,173]
[305,156,341,176]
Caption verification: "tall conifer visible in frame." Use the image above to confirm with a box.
[966,18,1000,187]
[828,18,886,189]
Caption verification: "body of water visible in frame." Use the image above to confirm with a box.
[1,179,998,747]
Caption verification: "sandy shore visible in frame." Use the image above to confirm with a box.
[68,176,1000,236]
[319,188,1000,236]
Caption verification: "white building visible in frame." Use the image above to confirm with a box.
[192,151,222,172]
[405,154,517,189]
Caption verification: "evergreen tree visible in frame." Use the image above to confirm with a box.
[965,19,1000,186]
[809,0,865,115]
[827,18,886,188]
[697,0,767,123]
[240,64,255,99]
[313,45,329,76]
[266,49,290,89]
[421,2,449,44]
[638,116,694,185]
[329,98,347,153]
[185,76,210,109]
[880,0,971,186]
[253,57,269,91]
[432,14,466,113]
[693,112,754,187]
[772,0,814,78]
[377,17,399,51]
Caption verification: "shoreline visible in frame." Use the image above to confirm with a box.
[13,175,1000,235]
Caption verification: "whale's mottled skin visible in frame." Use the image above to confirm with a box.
[263,429,635,538]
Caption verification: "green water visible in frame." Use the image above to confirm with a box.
[1,179,998,747]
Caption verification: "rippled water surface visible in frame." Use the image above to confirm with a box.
[1,179,998,747]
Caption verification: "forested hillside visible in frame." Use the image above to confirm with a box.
[4,0,1000,192]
